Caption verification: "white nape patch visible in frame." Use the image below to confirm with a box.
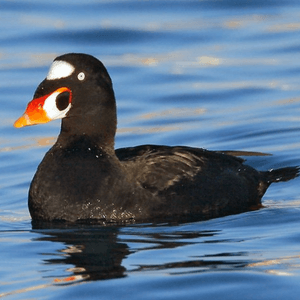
[43,90,71,120]
[46,60,75,80]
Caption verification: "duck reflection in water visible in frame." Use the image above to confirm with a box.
[32,222,128,281]
[32,221,249,283]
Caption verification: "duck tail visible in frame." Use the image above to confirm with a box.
[263,166,299,184]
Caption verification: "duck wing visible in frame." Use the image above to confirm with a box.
[115,144,246,193]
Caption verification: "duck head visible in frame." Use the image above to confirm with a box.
[14,53,117,147]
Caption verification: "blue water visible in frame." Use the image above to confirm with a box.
[1,0,300,298]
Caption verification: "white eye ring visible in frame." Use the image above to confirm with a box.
[78,72,85,81]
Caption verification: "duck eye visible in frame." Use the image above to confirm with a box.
[77,72,85,81]
[56,91,70,111]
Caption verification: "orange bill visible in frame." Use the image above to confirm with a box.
[14,94,51,128]
[14,87,71,128]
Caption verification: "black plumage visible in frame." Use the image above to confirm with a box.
[15,53,298,223]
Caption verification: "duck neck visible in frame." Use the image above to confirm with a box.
[57,111,117,152]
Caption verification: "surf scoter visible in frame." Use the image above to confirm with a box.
[14,53,299,223]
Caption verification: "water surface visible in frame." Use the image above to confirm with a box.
[1,1,300,299]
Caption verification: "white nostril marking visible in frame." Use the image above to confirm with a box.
[43,90,72,120]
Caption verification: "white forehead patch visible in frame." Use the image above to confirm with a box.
[46,60,75,80]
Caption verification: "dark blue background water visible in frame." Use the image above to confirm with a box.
[1,1,300,298]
